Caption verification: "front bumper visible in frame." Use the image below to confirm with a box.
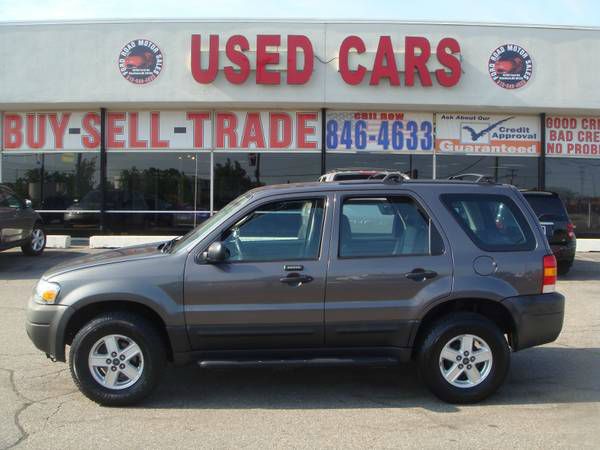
[25,297,73,362]
[502,292,565,351]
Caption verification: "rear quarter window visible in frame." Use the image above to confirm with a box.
[441,193,536,252]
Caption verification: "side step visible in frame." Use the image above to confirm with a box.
[197,356,399,369]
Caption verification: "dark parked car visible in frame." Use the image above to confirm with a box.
[26,179,564,406]
[0,184,46,256]
[521,191,576,274]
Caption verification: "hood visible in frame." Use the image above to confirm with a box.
[43,242,166,279]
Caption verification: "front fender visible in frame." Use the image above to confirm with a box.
[60,279,184,326]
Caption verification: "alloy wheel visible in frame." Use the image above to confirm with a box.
[31,228,45,251]
[438,334,493,388]
[88,334,144,390]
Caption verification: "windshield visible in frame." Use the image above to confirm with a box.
[170,193,253,252]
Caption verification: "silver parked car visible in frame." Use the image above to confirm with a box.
[0,184,46,256]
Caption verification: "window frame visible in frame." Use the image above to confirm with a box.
[202,195,328,264]
[441,193,536,252]
[336,193,445,260]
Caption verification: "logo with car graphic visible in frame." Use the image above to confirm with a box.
[488,43,533,89]
[118,39,163,85]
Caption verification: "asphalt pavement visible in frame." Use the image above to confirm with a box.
[1,248,599,449]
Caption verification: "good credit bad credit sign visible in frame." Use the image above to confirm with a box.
[545,116,600,157]
[435,114,540,155]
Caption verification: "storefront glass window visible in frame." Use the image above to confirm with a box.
[325,153,433,179]
[2,154,44,207]
[213,152,321,209]
[2,153,101,234]
[546,158,600,236]
[435,155,539,189]
[106,153,210,211]
[105,152,210,234]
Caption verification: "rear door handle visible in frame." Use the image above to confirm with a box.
[280,273,313,285]
[405,269,438,281]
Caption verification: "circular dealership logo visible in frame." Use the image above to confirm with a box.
[118,39,163,84]
[488,43,533,89]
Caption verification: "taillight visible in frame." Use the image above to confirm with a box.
[542,254,557,293]
[567,222,575,239]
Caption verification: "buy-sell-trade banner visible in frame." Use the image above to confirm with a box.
[435,113,541,156]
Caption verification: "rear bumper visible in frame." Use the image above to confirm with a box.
[502,292,565,351]
[550,242,576,263]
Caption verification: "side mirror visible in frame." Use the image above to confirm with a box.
[202,241,229,263]
[25,199,32,209]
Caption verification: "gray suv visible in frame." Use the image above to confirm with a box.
[26,179,564,406]
[0,184,46,256]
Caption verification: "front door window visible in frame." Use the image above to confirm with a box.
[221,198,325,262]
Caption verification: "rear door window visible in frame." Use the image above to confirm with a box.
[442,194,535,252]
[339,196,444,258]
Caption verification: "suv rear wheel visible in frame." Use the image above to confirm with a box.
[69,312,166,406]
[557,261,573,276]
[417,312,510,403]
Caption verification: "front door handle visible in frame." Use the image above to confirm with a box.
[280,273,313,285]
[405,268,438,282]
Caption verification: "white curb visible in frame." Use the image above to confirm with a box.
[89,235,178,249]
[46,235,71,249]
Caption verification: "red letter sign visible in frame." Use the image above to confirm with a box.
[3,114,23,149]
[26,114,46,149]
[404,36,432,87]
[256,35,281,84]
[48,113,70,149]
[191,34,219,84]
[270,113,292,148]
[216,112,238,148]
[370,36,400,86]
[435,37,461,87]
[224,35,250,84]
[82,113,100,149]
[187,112,210,148]
[287,35,313,85]
[339,36,366,85]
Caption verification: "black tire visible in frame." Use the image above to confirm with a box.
[417,312,510,404]
[21,223,46,256]
[557,261,573,276]
[69,312,166,406]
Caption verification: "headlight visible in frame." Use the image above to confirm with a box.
[34,280,61,304]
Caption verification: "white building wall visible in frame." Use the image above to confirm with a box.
[0,20,599,112]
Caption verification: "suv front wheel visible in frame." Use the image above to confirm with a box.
[417,312,510,403]
[69,312,166,406]
[21,224,46,256]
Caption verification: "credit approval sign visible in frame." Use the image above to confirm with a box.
[435,113,541,155]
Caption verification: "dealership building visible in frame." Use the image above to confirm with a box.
[1,20,599,246]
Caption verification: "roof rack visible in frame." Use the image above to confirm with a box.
[382,173,405,184]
